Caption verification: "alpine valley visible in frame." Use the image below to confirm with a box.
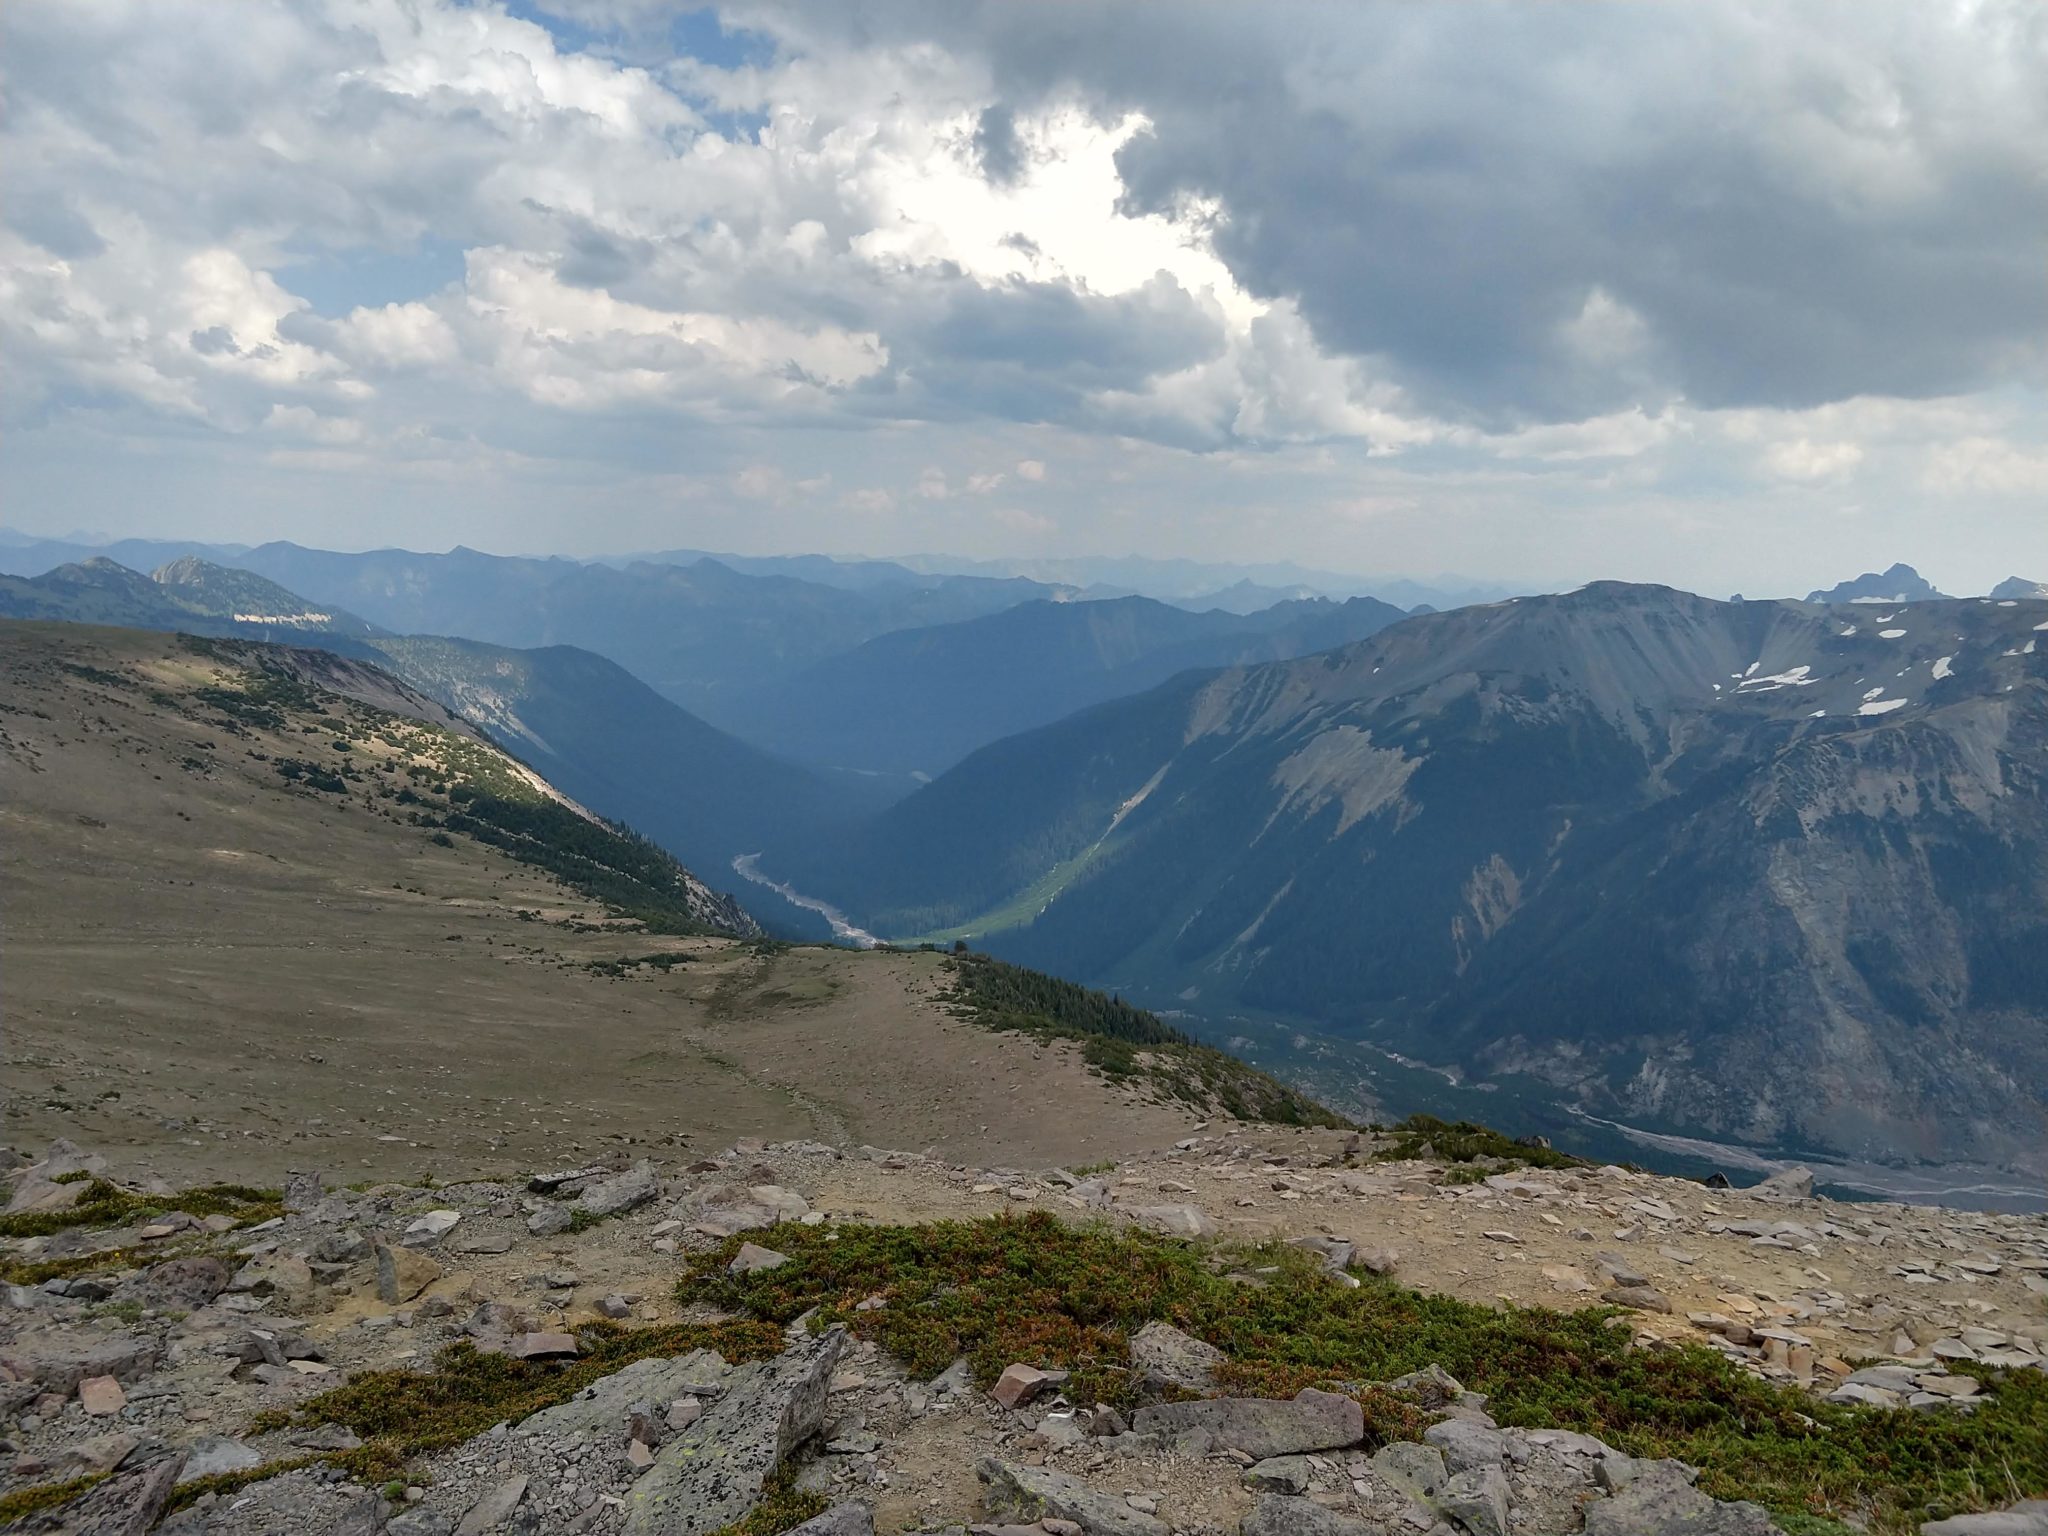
[6,538,2048,1186]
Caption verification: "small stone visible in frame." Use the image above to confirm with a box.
[175,1436,264,1484]
[991,1363,1057,1410]
[1244,1455,1311,1494]
[730,1242,790,1276]
[527,1205,572,1237]
[1128,1321,1226,1392]
[457,1476,529,1536]
[512,1331,580,1359]
[404,1209,462,1244]
[1602,1284,1674,1314]
[600,1294,634,1319]
[375,1241,443,1304]
[78,1374,126,1416]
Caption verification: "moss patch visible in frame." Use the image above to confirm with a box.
[0,1472,112,1526]
[0,1179,281,1240]
[683,1212,2048,1533]
[1372,1114,1588,1174]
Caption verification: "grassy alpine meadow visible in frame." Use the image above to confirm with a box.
[682,1210,2048,1533]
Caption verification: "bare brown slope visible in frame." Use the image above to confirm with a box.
[0,621,1207,1185]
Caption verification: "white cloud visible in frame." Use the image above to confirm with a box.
[0,0,2040,590]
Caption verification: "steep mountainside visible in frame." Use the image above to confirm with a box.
[1994,576,2048,601]
[720,592,1409,775]
[224,543,1075,718]
[151,555,382,635]
[783,585,2048,1171]
[365,634,879,899]
[0,619,1293,1187]
[0,560,872,923]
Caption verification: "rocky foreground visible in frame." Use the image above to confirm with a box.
[3,1130,2045,1536]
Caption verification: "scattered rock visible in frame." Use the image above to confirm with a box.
[784,1503,876,1536]
[1750,1167,1814,1201]
[1240,1493,1381,1536]
[174,1435,265,1484]
[0,1330,161,1396]
[510,1331,579,1359]
[978,1458,1168,1536]
[456,1475,529,1536]
[118,1255,233,1311]
[1920,1502,2048,1536]
[526,1205,572,1238]
[14,1443,185,1535]
[578,1160,659,1218]
[78,1374,127,1416]
[403,1209,462,1245]
[730,1242,789,1275]
[1584,1461,1785,1535]
[1124,1204,1216,1239]
[1243,1455,1311,1494]
[1128,1320,1226,1392]
[375,1239,443,1304]
[991,1363,1060,1410]
[1602,1284,1674,1314]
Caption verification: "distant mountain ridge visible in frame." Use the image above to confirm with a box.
[778,582,2048,1174]
[1805,562,1951,604]
[720,591,1412,776]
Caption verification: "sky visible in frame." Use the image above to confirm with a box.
[1,0,2044,596]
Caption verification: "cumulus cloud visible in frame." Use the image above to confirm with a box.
[0,0,2041,589]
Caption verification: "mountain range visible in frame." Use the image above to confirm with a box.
[718,592,1410,776]
[774,583,2048,1172]
[9,536,2048,1175]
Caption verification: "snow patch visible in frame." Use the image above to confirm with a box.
[1862,686,1886,702]
[1879,629,1907,639]
[1858,698,1909,716]
[1932,656,1954,680]
[1737,665,1815,692]
[1837,626,1858,637]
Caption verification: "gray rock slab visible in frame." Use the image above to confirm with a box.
[977,1459,1168,1536]
[624,1327,844,1536]
[1131,1389,1363,1458]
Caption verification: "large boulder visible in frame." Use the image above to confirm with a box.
[1921,1505,2048,1536]
[118,1255,233,1311]
[784,1506,875,1536]
[1240,1494,1382,1536]
[577,1160,659,1219]
[0,1329,161,1394]
[978,1459,1168,1536]
[623,1327,845,1536]
[1131,1389,1363,1458]
[1583,1462,1785,1536]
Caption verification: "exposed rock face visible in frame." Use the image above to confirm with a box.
[623,1327,845,1536]
[805,583,2048,1171]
